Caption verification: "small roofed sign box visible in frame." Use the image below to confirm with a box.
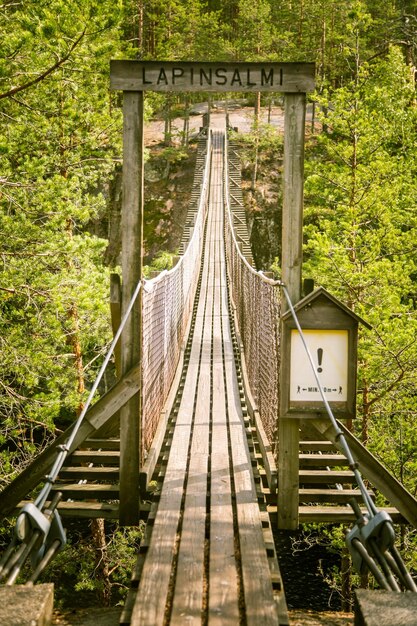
[290,329,348,404]
[110,61,315,93]
[281,288,371,419]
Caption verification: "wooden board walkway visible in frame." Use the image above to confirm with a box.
[127,131,287,625]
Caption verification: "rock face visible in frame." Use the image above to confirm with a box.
[0,583,54,626]
[354,589,417,626]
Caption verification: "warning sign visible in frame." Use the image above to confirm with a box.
[289,329,348,403]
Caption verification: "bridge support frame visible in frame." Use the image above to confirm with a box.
[119,91,144,526]
[278,92,307,530]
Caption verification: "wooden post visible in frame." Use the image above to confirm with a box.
[119,91,144,525]
[278,92,306,529]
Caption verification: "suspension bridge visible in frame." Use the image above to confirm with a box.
[1,61,417,625]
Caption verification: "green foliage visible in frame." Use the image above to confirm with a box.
[143,250,177,277]
[304,47,417,493]
[43,523,143,607]
[1,0,417,606]
[0,0,132,479]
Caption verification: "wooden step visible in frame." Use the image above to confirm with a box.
[68,450,120,464]
[59,467,119,481]
[16,501,149,521]
[16,500,119,520]
[268,505,405,525]
[84,438,120,450]
[56,501,120,519]
[299,469,355,484]
[51,483,119,499]
[298,488,374,504]
[299,453,348,468]
[299,441,336,452]
[298,506,404,524]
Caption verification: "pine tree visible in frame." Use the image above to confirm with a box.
[304,47,417,493]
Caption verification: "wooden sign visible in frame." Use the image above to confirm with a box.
[281,288,371,419]
[289,329,349,405]
[110,61,315,93]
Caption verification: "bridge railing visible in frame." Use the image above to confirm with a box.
[141,131,211,454]
[223,131,281,448]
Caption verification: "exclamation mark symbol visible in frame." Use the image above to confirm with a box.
[317,348,323,373]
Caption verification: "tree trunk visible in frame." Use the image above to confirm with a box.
[91,518,111,606]
[182,95,190,146]
[341,546,352,612]
[164,97,172,145]
[252,92,261,191]
[362,381,369,444]
[65,218,85,417]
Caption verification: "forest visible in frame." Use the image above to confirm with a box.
[1,0,417,609]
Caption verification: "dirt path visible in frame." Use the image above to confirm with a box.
[53,608,354,625]
[144,105,287,145]
[289,610,354,625]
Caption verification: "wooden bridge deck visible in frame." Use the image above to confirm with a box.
[128,132,287,625]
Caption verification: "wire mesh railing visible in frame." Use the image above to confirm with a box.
[141,131,211,455]
[0,132,212,586]
[223,131,281,448]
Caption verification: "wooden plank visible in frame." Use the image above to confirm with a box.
[50,484,119,499]
[207,141,240,625]
[16,500,119,520]
[299,441,335,452]
[84,438,120,450]
[298,453,348,467]
[59,467,119,481]
[130,215,212,625]
[119,90,144,526]
[69,450,120,464]
[298,469,355,484]
[223,265,278,622]
[277,418,300,529]
[298,489,375,504]
[110,61,315,94]
[268,506,404,525]
[170,234,214,624]
[298,506,404,524]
